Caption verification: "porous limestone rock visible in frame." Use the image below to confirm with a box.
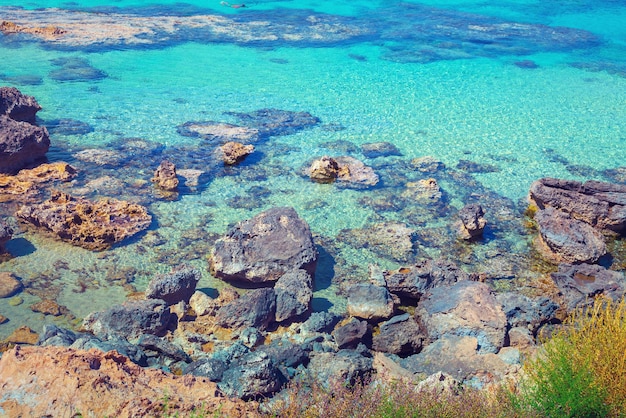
[220,141,254,165]
[151,159,179,191]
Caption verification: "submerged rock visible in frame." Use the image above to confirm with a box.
[340,221,415,262]
[16,190,152,250]
[361,141,402,158]
[0,271,22,298]
[225,108,320,138]
[210,207,317,284]
[177,121,259,143]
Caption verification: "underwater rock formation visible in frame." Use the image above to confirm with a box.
[210,206,317,283]
[178,121,259,143]
[308,155,340,183]
[16,190,152,250]
[340,222,415,262]
[0,87,50,173]
[0,272,22,298]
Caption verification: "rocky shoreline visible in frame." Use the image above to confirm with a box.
[0,87,625,415]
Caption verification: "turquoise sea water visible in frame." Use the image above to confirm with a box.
[0,0,625,338]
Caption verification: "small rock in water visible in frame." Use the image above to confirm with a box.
[151,160,179,192]
[308,156,340,183]
[220,141,254,165]
[0,272,22,298]
[456,203,486,240]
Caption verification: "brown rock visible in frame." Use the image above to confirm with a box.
[0,162,77,201]
[402,178,443,203]
[0,346,258,417]
[220,141,254,165]
[29,299,64,316]
[308,156,340,183]
[305,156,378,188]
[4,326,39,344]
[16,190,152,250]
[151,159,179,191]
[0,272,22,298]
[0,314,7,324]
[0,20,66,40]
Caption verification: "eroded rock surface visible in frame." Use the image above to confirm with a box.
[16,190,152,250]
[151,159,179,191]
[551,263,626,311]
[0,105,50,173]
[384,258,468,300]
[220,141,255,165]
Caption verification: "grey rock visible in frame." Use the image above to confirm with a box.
[274,269,313,323]
[210,207,317,284]
[495,292,559,331]
[137,334,191,363]
[332,317,369,349]
[457,203,486,240]
[144,265,200,305]
[184,358,228,381]
[219,351,285,399]
[341,222,415,262]
[71,336,148,366]
[551,263,626,311]
[0,114,50,173]
[38,324,79,347]
[361,141,402,158]
[346,283,394,320]
[534,207,606,264]
[372,314,425,355]
[82,298,171,341]
[384,258,468,300]
[215,288,276,330]
[416,280,507,354]
[299,311,342,335]
[0,218,13,251]
[0,86,41,123]
[307,349,374,387]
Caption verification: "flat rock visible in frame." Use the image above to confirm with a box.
[82,298,171,341]
[274,269,313,323]
[16,190,152,251]
[346,283,394,321]
[215,288,276,330]
[210,207,317,283]
[361,141,402,158]
[533,207,606,264]
[0,272,22,298]
[416,280,507,354]
[384,258,469,300]
[225,108,320,138]
[0,346,254,417]
[177,122,259,143]
[145,265,200,305]
[551,263,626,311]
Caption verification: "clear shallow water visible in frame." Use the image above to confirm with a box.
[0,0,625,338]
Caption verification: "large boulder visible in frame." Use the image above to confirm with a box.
[144,265,200,305]
[215,288,276,330]
[529,178,626,234]
[416,280,507,354]
[274,269,313,323]
[210,207,317,284]
[551,263,626,311]
[16,190,152,250]
[340,222,415,262]
[533,207,606,264]
[82,299,171,341]
[384,258,468,300]
[218,351,285,400]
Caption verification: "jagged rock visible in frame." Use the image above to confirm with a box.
[151,160,179,191]
[210,207,317,283]
[332,317,369,349]
[16,190,152,250]
[529,177,626,234]
[220,141,254,165]
[307,349,374,387]
[0,220,11,252]
[416,372,462,394]
[38,324,79,347]
[400,335,514,385]
[0,162,76,201]
[346,283,394,321]
[0,86,41,123]
[0,114,50,174]
[361,141,402,158]
[341,221,416,262]
[0,272,21,298]
[416,280,507,354]
[189,290,218,316]
[215,288,276,330]
[255,339,309,375]
[384,258,469,300]
[457,203,486,240]
[551,263,626,311]
[274,269,313,323]
[70,336,148,366]
[334,156,379,188]
[298,311,343,336]
[82,298,171,341]
[145,265,200,305]
[372,313,425,355]
[308,155,339,183]
[0,346,254,417]
[533,207,606,264]
[495,292,559,332]
[219,351,285,400]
